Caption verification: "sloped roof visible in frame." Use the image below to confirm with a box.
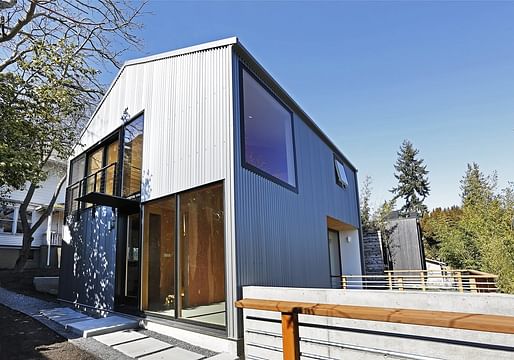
[78,37,356,171]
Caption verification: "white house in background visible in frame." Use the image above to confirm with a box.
[0,159,66,269]
[59,37,363,355]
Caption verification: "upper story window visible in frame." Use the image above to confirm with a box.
[240,65,297,190]
[123,114,144,197]
[87,140,119,196]
[66,113,144,215]
[0,206,15,233]
[334,157,349,188]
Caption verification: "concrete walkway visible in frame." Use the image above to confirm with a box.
[0,287,236,360]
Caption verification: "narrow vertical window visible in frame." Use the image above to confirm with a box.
[123,114,144,197]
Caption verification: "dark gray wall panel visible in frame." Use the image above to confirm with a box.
[388,218,425,270]
[59,206,117,310]
[234,58,361,290]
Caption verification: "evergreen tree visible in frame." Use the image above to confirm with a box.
[359,175,373,233]
[390,140,430,216]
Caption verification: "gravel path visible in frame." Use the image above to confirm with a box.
[0,287,131,360]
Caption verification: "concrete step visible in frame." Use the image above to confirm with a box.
[93,329,148,346]
[40,307,93,325]
[33,276,59,295]
[66,315,140,337]
[138,346,205,360]
[206,353,239,360]
[113,337,173,358]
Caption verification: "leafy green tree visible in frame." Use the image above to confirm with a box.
[0,1,146,270]
[428,164,514,293]
[390,140,430,216]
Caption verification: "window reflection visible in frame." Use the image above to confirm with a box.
[241,67,296,188]
[123,115,144,197]
[142,196,176,316]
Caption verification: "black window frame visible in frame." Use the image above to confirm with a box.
[239,62,299,193]
[334,155,349,188]
[121,112,145,198]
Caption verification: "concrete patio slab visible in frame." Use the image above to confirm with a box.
[40,307,81,318]
[93,329,148,346]
[139,346,205,360]
[113,337,172,358]
[40,307,91,324]
[66,315,140,337]
[58,316,95,326]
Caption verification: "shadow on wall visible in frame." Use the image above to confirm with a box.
[141,170,152,202]
[59,170,153,310]
[61,206,116,310]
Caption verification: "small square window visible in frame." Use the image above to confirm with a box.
[335,158,349,188]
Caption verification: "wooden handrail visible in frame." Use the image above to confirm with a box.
[236,298,514,360]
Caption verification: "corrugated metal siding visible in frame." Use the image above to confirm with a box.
[233,58,361,291]
[76,46,233,200]
[62,45,238,337]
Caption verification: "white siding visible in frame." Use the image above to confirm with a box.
[8,171,65,206]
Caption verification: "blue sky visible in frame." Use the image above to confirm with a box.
[111,1,514,211]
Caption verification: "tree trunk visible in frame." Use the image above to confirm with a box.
[14,174,66,272]
[14,233,33,272]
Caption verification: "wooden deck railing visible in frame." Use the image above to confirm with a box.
[235,298,514,360]
[336,269,498,293]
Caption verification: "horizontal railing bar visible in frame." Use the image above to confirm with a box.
[341,275,497,279]
[235,298,514,335]
[67,162,117,189]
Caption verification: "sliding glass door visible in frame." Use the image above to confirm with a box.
[179,183,225,326]
[142,196,176,316]
[142,182,226,328]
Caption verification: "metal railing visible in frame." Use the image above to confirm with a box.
[66,162,117,213]
[236,298,514,360]
[334,269,498,293]
[49,231,62,246]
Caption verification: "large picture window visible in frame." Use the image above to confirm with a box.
[241,66,297,189]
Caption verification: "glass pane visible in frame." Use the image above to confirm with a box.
[242,68,296,187]
[179,183,226,326]
[123,115,144,197]
[0,206,15,233]
[126,214,140,298]
[104,141,118,195]
[328,230,341,288]
[335,159,349,187]
[142,196,176,316]
[70,154,86,185]
[87,147,104,193]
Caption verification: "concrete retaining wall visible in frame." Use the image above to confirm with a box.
[241,286,514,360]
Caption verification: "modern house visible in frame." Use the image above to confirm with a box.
[59,37,363,352]
[0,160,65,269]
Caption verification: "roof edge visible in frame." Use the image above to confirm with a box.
[75,37,238,150]
[124,36,238,67]
[233,40,357,172]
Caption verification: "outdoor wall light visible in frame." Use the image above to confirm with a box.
[346,236,351,243]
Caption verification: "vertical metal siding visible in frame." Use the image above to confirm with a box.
[63,45,238,338]
[233,58,361,293]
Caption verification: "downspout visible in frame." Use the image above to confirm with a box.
[46,211,52,267]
